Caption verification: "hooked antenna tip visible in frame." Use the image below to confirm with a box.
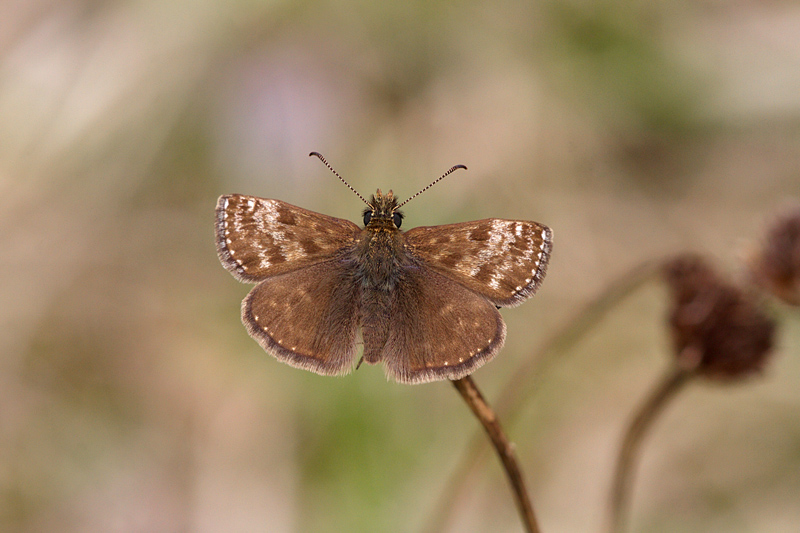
[396,163,468,208]
[308,151,369,206]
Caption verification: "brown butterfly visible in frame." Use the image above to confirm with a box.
[215,153,552,384]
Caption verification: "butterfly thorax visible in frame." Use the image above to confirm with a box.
[353,189,411,291]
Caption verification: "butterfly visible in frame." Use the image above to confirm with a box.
[215,153,552,384]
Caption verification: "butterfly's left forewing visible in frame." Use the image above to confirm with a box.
[216,195,361,283]
[404,219,552,307]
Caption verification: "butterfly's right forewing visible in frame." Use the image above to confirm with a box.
[216,195,361,282]
[404,219,552,307]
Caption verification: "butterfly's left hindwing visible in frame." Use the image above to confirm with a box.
[403,219,552,307]
[242,259,361,376]
[216,195,361,282]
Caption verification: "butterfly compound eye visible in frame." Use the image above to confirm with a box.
[392,212,403,228]
[363,211,372,226]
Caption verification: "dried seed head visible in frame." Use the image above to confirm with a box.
[664,254,776,381]
[749,204,800,306]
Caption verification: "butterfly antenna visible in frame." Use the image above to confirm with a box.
[309,152,370,206]
[396,164,467,209]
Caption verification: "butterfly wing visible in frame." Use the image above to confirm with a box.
[216,194,361,283]
[404,219,552,307]
[242,259,361,376]
[381,266,506,384]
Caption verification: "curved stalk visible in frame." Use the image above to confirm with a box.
[606,366,692,533]
[452,376,540,533]
[426,260,661,532]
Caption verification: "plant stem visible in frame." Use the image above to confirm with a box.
[426,260,660,532]
[606,366,692,533]
[452,376,541,533]
[498,259,663,422]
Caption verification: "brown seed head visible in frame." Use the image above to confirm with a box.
[749,204,800,306]
[664,254,776,381]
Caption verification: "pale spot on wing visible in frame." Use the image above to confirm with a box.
[486,220,506,250]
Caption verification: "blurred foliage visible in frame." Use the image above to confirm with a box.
[1,0,799,532]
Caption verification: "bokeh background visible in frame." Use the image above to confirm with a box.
[2,1,799,532]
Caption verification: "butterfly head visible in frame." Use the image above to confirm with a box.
[364,189,404,229]
[308,152,465,231]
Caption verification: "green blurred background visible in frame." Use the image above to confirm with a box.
[2,1,799,531]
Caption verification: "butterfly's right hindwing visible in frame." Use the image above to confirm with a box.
[381,267,506,384]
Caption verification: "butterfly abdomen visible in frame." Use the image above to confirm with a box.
[352,222,413,365]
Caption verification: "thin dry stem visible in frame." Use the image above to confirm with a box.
[426,260,660,532]
[606,365,692,533]
[452,376,541,533]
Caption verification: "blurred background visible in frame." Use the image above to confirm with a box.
[2,0,799,531]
